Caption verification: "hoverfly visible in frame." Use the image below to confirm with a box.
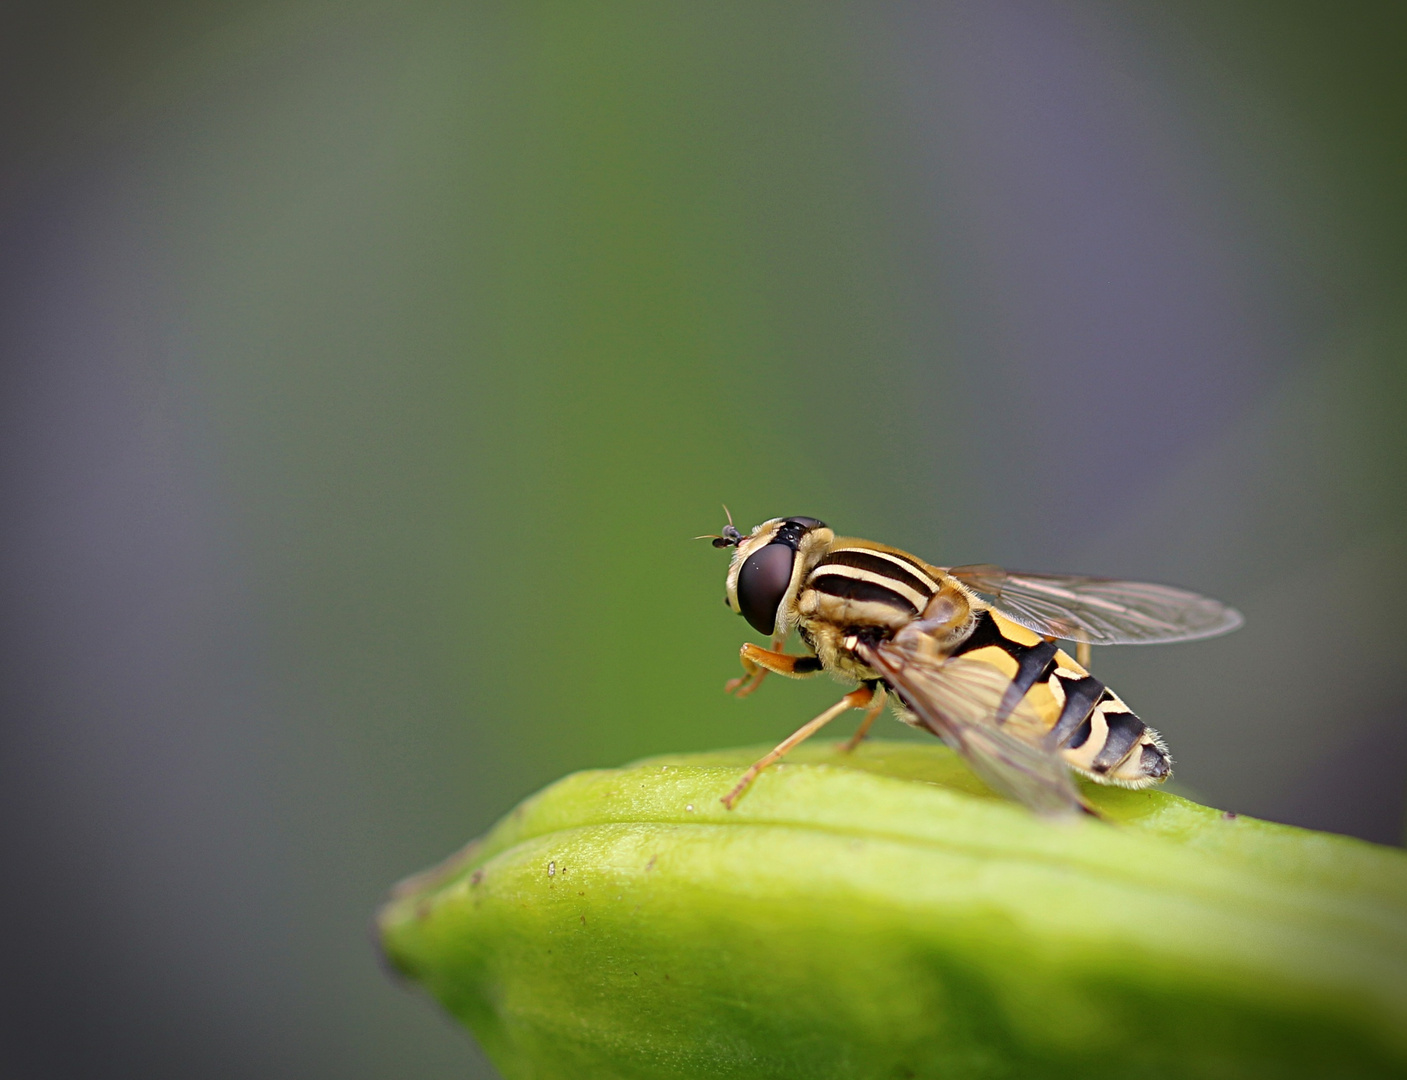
[706,514,1243,815]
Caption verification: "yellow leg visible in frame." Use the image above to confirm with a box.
[841,685,886,753]
[725,640,822,697]
[721,686,874,809]
[724,669,766,697]
[1076,640,1091,670]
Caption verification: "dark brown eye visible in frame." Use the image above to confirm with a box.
[736,542,795,635]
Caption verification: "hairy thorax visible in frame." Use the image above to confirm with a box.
[794,577,976,684]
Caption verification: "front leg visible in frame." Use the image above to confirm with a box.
[724,641,824,698]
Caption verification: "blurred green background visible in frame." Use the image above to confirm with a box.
[1,2,1404,1077]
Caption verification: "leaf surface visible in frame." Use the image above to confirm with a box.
[379,741,1407,1079]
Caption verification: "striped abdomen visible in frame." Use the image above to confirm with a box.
[949,609,1170,787]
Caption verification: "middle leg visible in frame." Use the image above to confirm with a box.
[721,685,874,809]
[840,683,887,753]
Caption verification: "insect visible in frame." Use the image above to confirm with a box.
[705,514,1243,815]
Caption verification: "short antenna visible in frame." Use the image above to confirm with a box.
[695,504,744,547]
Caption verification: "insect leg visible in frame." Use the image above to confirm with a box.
[721,685,874,809]
[725,637,782,696]
[1076,640,1091,670]
[725,640,823,697]
[840,683,887,753]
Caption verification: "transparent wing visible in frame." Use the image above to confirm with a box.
[854,630,1088,816]
[949,564,1244,646]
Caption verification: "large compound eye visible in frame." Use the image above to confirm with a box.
[736,542,796,635]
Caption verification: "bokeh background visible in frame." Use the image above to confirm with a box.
[2,2,1405,1077]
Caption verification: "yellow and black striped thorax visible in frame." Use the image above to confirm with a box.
[801,539,942,628]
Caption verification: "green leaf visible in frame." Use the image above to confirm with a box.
[377,741,1407,1079]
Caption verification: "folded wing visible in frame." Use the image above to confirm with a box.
[949,565,1243,646]
[854,627,1089,816]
